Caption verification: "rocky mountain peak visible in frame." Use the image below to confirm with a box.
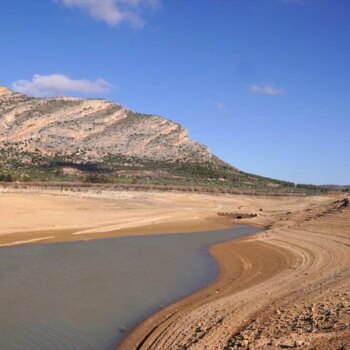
[0,85,13,96]
[0,87,221,165]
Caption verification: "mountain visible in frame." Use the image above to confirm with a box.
[0,85,323,194]
[0,85,215,164]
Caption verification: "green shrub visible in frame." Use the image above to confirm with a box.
[83,174,111,184]
[0,172,14,182]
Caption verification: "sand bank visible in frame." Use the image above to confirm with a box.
[118,196,350,350]
[0,189,329,246]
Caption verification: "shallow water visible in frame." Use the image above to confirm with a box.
[0,225,259,350]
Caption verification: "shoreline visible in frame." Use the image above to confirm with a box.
[117,227,275,350]
[0,189,306,248]
[0,215,236,247]
[118,196,350,350]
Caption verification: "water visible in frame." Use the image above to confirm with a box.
[0,225,259,350]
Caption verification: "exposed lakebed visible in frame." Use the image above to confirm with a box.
[0,225,260,350]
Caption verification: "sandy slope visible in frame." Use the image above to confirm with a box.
[118,195,350,350]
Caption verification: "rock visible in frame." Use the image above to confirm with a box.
[279,340,296,348]
[241,339,249,346]
[320,322,333,330]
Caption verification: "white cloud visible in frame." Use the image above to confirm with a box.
[12,74,113,97]
[57,0,160,27]
[250,84,286,96]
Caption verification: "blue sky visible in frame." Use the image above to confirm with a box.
[1,0,349,185]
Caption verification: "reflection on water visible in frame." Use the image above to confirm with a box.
[0,225,259,350]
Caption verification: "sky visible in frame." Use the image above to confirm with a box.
[0,0,349,185]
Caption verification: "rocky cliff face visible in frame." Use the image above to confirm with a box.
[0,86,217,164]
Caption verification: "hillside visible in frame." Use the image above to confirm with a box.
[0,85,323,194]
[0,85,214,163]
